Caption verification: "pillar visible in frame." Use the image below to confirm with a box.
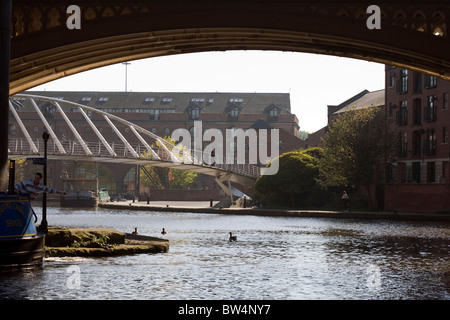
[0,0,12,190]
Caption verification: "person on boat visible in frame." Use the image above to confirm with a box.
[14,172,66,200]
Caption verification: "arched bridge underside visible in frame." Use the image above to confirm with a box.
[10,1,450,95]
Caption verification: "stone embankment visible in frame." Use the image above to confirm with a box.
[45,227,169,257]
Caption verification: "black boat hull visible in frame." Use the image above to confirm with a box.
[0,235,45,270]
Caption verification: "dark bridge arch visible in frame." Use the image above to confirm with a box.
[10,1,450,95]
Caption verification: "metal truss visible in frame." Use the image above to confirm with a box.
[8,94,260,190]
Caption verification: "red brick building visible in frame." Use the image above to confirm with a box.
[384,66,450,213]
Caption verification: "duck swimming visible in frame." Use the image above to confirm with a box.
[229,232,237,242]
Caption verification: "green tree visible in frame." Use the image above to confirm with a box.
[318,107,394,209]
[255,147,323,207]
[139,136,198,189]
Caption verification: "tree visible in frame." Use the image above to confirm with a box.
[139,136,198,189]
[318,107,394,209]
[255,147,323,207]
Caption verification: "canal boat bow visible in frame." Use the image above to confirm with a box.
[0,193,45,270]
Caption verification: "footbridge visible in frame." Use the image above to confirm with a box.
[8,94,262,197]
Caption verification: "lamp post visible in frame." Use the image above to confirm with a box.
[122,62,131,92]
[40,131,50,234]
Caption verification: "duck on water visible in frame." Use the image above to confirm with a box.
[229,232,237,242]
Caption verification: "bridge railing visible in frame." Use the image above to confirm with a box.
[8,94,264,180]
[8,137,263,179]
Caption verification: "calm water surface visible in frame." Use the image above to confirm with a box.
[1,207,449,300]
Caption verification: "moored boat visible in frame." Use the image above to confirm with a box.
[0,194,44,270]
[60,191,99,208]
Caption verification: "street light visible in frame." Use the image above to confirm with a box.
[39,131,49,234]
[122,62,131,92]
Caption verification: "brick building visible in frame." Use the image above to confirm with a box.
[384,66,450,213]
[300,89,385,149]
[10,91,303,197]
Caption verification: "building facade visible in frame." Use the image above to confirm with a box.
[384,66,450,212]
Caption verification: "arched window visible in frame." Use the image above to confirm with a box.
[164,127,171,136]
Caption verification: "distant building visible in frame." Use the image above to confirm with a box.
[10,91,304,197]
[300,89,385,148]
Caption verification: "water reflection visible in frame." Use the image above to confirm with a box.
[0,207,449,300]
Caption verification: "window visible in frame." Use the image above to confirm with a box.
[164,128,170,136]
[412,131,422,156]
[98,97,108,102]
[424,75,437,88]
[33,126,39,133]
[413,73,422,93]
[190,107,201,120]
[425,95,437,121]
[151,128,157,134]
[389,102,396,118]
[150,108,174,120]
[424,129,437,154]
[413,99,421,125]
[191,98,205,103]
[396,100,408,125]
[81,97,92,102]
[228,107,240,120]
[389,71,396,88]
[397,69,408,94]
[443,127,448,144]
[443,93,448,110]
[269,108,279,117]
[397,132,407,157]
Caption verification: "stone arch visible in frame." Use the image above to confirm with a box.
[393,10,408,28]
[431,11,446,36]
[412,11,427,33]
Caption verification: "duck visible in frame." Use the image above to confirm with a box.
[229,232,237,242]
[132,227,139,235]
[161,228,167,235]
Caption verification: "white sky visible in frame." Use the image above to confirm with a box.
[30,50,385,133]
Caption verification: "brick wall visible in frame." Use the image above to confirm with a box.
[139,188,222,201]
[384,183,450,213]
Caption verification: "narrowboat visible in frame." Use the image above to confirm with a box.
[0,193,45,270]
[60,191,99,208]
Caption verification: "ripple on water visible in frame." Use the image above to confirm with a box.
[2,207,449,299]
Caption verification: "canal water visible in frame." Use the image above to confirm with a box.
[0,207,449,300]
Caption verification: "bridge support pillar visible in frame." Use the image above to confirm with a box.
[0,0,11,190]
[215,174,234,204]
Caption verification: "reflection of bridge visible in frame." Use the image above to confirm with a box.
[8,94,261,198]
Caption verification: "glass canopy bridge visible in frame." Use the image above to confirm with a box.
[8,94,261,198]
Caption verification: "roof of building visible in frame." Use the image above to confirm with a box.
[329,89,385,115]
[20,91,292,115]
